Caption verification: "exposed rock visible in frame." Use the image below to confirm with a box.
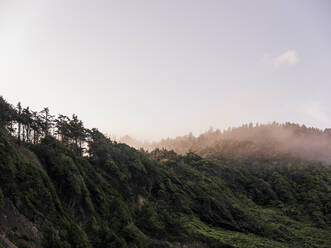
[0,234,17,248]
[0,200,42,248]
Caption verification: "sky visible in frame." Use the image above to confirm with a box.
[1,0,331,140]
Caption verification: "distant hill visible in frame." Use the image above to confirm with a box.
[0,96,331,248]
[122,123,331,162]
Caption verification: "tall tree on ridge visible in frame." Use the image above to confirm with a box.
[17,102,22,142]
[69,114,86,155]
[22,107,32,143]
[55,114,70,143]
[40,107,54,136]
[31,111,41,144]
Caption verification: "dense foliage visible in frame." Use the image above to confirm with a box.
[0,96,330,248]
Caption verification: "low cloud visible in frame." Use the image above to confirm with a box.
[273,50,299,67]
[263,50,299,67]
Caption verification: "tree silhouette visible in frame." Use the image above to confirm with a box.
[0,97,91,150]
[68,114,86,155]
[55,114,70,144]
[0,96,16,132]
[40,107,54,136]
[22,107,33,142]
[31,111,42,144]
[17,102,22,142]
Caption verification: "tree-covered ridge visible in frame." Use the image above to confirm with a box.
[0,96,330,248]
[0,96,89,149]
[124,122,331,162]
[0,96,89,155]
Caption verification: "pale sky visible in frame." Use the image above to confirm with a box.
[1,0,330,140]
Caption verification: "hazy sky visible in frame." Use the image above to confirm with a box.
[1,0,330,140]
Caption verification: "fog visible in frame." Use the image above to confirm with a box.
[121,122,331,163]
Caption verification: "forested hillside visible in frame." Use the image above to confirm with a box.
[0,96,331,248]
[123,123,331,163]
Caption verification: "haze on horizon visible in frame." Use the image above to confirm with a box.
[1,0,330,141]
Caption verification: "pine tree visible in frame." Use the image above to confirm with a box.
[17,102,22,142]
[40,107,54,136]
[55,114,70,143]
[22,107,32,143]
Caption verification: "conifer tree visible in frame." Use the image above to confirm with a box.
[40,107,54,136]
[17,102,22,142]
[22,107,32,142]
[55,114,70,143]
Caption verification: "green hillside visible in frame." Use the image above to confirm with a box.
[0,96,330,247]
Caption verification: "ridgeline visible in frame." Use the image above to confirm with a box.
[0,96,330,248]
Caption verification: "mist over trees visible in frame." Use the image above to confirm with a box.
[1,95,331,247]
[122,122,331,163]
[4,94,331,163]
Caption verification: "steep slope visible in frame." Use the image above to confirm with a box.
[0,126,331,248]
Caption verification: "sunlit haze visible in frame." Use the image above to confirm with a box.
[1,0,330,140]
